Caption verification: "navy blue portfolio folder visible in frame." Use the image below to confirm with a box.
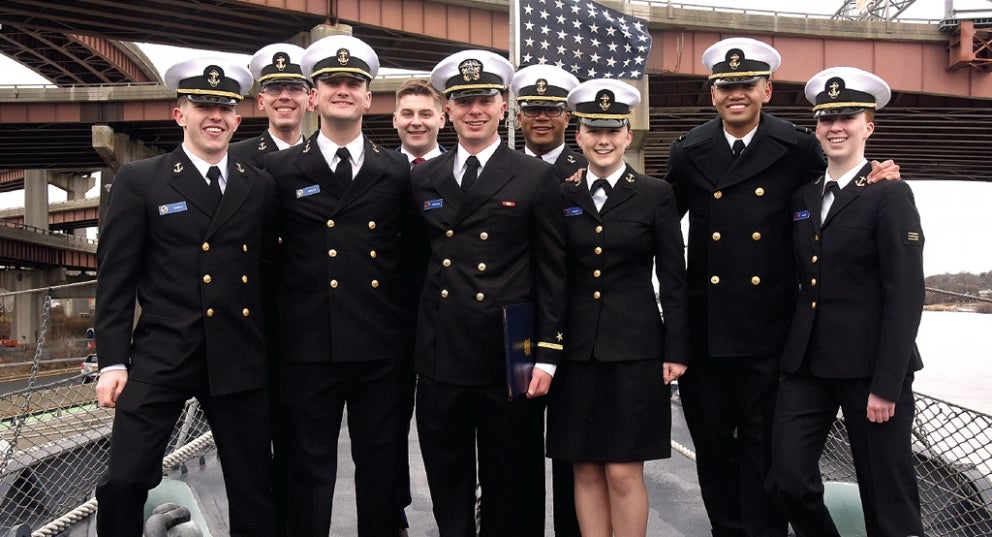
[502,302,535,400]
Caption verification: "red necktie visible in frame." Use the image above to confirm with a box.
[411,157,425,166]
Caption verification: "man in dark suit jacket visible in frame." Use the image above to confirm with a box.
[229,43,313,166]
[410,50,567,537]
[665,38,900,537]
[771,67,925,537]
[510,62,585,537]
[263,35,418,537]
[93,58,276,537]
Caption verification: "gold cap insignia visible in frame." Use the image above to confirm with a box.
[598,91,612,112]
[173,162,183,174]
[206,68,221,88]
[827,78,842,100]
[459,59,482,82]
[727,49,743,70]
[536,79,548,95]
[275,54,287,71]
[337,48,350,66]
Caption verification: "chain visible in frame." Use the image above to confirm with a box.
[1,294,53,475]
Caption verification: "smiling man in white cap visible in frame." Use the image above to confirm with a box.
[409,49,566,537]
[261,34,418,537]
[770,66,925,537]
[511,64,587,180]
[230,43,314,166]
[663,37,904,537]
[94,57,276,537]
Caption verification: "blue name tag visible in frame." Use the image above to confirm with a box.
[793,210,811,221]
[423,199,443,211]
[296,185,320,198]
[565,206,583,216]
[159,201,188,215]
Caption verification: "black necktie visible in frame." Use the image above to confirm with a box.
[462,155,480,193]
[590,178,612,197]
[206,166,222,213]
[732,139,745,159]
[821,180,840,220]
[823,180,840,198]
[335,147,352,185]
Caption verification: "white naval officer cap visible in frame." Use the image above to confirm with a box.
[248,43,309,87]
[164,57,253,106]
[567,79,641,128]
[805,66,891,117]
[510,64,580,108]
[431,50,514,100]
[702,37,781,87]
[301,35,379,82]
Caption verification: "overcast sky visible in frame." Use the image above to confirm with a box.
[0,0,990,275]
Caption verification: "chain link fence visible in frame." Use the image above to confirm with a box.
[1,375,211,535]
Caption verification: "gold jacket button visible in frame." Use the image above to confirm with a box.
[242,244,248,252]
[242,275,248,284]
[371,280,379,288]
[277,236,283,245]
[812,255,818,264]
[327,219,335,228]
[752,232,762,241]
[201,242,210,251]
[441,289,449,298]
[811,278,817,286]
[712,232,721,241]
[815,234,820,241]
[370,250,377,259]
[476,293,484,302]
[477,263,486,272]
[713,191,723,199]
[328,249,337,257]
[479,232,489,240]
[205,308,215,317]
[368,221,376,230]
[445,229,454,238]
[593,269,601,278]
[202,274,212,284]
[811,301,817,309]
[594,246,603,255]
[751,276,761,285]
[442,259,451,267]
[755,187,765,197]
[710,275,720,285]
[330,279,338,288]
[242,308,250,317]
[595,225,603,234]
[593,291,601,299]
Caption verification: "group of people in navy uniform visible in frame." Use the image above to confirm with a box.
[93,29,925,537]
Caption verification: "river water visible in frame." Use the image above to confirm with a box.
[915,310,992,414]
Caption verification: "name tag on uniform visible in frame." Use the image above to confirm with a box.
[565,206,583,216]
[793,210,810,221]
[159,201,188,215]
[296,185,320,198]
[424,199,443,211]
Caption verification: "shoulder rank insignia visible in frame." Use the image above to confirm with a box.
[172,162,183,174]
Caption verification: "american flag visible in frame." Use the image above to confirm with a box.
[517,0,652,79]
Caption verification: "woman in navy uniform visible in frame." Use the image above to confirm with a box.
[547,79,689,537]
[94,58,276,537]
[770,67,925,537]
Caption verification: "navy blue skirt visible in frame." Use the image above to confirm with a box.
[546,358,673,463]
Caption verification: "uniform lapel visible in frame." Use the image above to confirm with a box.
[822,163,871,229]
[295,139,344,199]
[427,151,464,218]
[336,140,387,209]
[451,145,515,226]
[717,117,789,189]
[599,166,638,215]
[205,158,253,239]
[682,120,732,188]
[167,149,216,217]
[564,180,601,223]
[804,176,825,229]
